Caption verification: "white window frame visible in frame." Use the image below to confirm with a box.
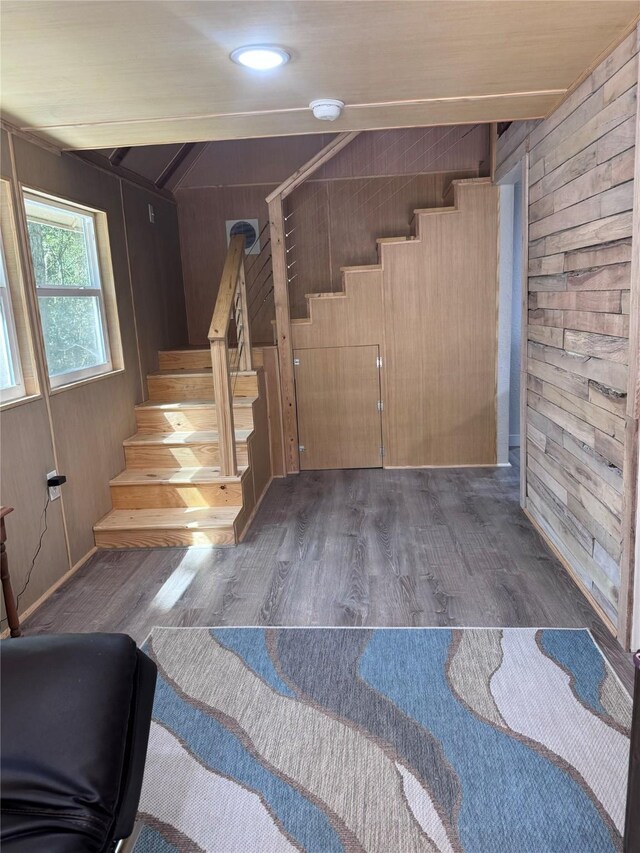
[0,232,26,403]
[23,191,113,389]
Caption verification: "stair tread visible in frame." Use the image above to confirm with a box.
[305,291,345,299]
[135,398,255,411]
[413,205,457,215]
[94,506,240,531]
[341,264,382,272]
[148,368,257,378]
[123,430,252,446]
[159,347,210,354]
[376,237,416,243]
[110,467,247,486]
[159,346,258,354]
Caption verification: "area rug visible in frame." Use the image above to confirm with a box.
[134,627,632,853]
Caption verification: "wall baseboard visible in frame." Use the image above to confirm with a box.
[1,546,97,638]
[524,507,617,640]
[384,462,508,469]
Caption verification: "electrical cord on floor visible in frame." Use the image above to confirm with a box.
[0,492,50,627]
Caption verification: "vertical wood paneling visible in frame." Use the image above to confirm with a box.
[0,128,189,620]
[382,182,499,467]
[176,127,488,340]
[496,26,639,639]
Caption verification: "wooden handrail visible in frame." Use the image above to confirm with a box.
[265,131,360,203]
[208,234,252,476]
[209,234,245,341]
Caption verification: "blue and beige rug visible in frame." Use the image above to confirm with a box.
[135,627,631,852]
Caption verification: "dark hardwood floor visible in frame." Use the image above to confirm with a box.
[23,452,634,691]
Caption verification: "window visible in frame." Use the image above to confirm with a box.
[0,231,26,403]
[24,192,113,388]
[0,178,36,407]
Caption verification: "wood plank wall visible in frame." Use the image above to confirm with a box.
[176,126,489,343]
[496,26,639,638]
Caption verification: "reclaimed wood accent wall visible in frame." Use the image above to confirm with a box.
[496,27,639,639]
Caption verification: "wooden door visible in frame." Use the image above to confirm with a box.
[294,345,382,470]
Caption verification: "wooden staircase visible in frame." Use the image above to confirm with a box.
[94,346,272,548]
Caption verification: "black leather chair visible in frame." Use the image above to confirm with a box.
[1,633,157,853]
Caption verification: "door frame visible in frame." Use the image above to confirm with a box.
[496,154,529,508]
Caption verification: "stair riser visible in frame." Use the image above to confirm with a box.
[135,406,254,433]
[147,374,258,402]
[94,527,236,549]
[158,352,211,370]
[414,208,459,240]
[158,349,264,371]
[110,480,245,509]
[124,444,249,469]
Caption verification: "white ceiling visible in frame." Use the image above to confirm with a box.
[1,0,638,150]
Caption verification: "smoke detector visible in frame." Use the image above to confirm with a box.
[309,99,344,121]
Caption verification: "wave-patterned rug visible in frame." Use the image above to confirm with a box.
[134,627,631,853]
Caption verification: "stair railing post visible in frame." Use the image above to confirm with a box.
[269,195,300,474]
[264,133,361,476]
[209,338,237,477]
[237,257,252,371]
[209,235,246,478]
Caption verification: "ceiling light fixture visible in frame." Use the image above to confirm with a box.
[230,45,290,70]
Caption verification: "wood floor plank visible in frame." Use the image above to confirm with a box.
[21,457,634,691]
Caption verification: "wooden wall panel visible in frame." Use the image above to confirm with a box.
[0,128,188,618]
[316,126,489,180]
[260,346,286,478]
[176,127,489,340]
[179,134,333,189]
[1,128,13,177]
[496,26,639,639]
[291,171,478,307]
[382,182,499,467]
[11,137,143,567]
[176,184,274,346]
[122,182,188,384]
[0,398,69,620]
[291,269,384,351]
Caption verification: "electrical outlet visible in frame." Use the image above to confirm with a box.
[47,469,61,501]
[148,203,155,224]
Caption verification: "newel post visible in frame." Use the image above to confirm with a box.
[268,196,300,474]
[210,338,237,477]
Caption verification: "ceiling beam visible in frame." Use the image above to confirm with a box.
[72,150,175,202]
[163,142,209,192]
[109,147,131,166]
[156,142,196,189]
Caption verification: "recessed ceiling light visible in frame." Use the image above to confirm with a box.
[230,45,290,70]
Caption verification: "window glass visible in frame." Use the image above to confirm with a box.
[24,193,112,386]
[0,233,25,402]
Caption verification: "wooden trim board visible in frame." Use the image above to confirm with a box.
[265,132,360,203]
[520,154,531,509]
[268,197,299,474]
[524,507,617,637]
[0,546,97,638]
